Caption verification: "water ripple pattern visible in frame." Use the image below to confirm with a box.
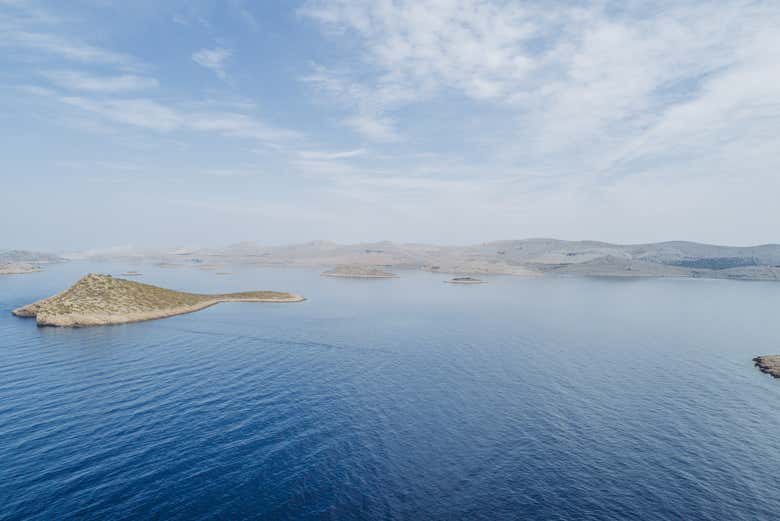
[2,263,780,520]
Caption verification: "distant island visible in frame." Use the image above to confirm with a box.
[58,239,780,282]
[445,277,485,284]
[321,265,398,278]
[0,249,66,275]
[12,273,304,327]
[753,356,780,378]
[0,263,44,275]
[12,239,780,282]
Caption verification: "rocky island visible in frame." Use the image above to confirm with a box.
[0,250,66,275]
[0,263,44,275]
[12,273,304,327]
[321,265,398,278]
[445,276,486,284]
[753,356,780,378]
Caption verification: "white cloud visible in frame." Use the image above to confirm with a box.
[5,0,780,246]
[343,115,399,142]
[192,47,232,80]
[60,97,181,132]
[302,64,411,141]
[301,0,780,170]
[5,3,304,148]
[298,148,367,160]
[188,111,301,141]
[229,0,260,31]
[300,0,538,102]
[288,0,780,243]
[291,159,360,177]
[1,30,143,69]
[56,95,302,141]
[41,70,159,92]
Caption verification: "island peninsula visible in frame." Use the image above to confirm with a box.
[12,273,304,327]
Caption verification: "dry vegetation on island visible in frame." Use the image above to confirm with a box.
[13,273,304,327]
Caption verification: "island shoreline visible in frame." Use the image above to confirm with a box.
[13,274,305,327]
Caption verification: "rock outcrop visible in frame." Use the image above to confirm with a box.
[754,356,780,378]
[445,277,486,284]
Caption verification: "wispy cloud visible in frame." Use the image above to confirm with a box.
[1,30,143,69]
[298,148,366,160]
[0,0,62,24]
[301,0,780,172]
[60,97,181,132]
[229,0,260,31]
[54,94,302,142]
[188,111,301,141]
[343,115,399,143]
[302,64,411,141]
[5,0,780,246]
[5,2,305,148]
[192,47,232,80]
[41,70,158,92]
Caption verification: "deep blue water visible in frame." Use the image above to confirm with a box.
[2,263,780,520]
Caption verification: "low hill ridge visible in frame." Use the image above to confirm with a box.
[65,239,780,281]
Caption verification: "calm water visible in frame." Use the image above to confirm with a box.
[2,263,780,520]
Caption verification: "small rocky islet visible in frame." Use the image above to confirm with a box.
[753,356,780,378]
[321,265,398,278]
[445,277,485,284]
[12,273,304,327]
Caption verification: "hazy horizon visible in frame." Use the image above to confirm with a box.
[3,0,779,250]
[9,236,780,258]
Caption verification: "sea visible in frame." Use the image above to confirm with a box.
[2,262,780,520]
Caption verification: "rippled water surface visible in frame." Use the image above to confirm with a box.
[2,263,780,520]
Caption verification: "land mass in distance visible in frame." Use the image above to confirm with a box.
[59,239,780,282]
[0,249,66,275]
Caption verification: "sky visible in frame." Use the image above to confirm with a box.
[1,0,779,251]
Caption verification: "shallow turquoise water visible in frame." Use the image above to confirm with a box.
[2,263,780,520]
